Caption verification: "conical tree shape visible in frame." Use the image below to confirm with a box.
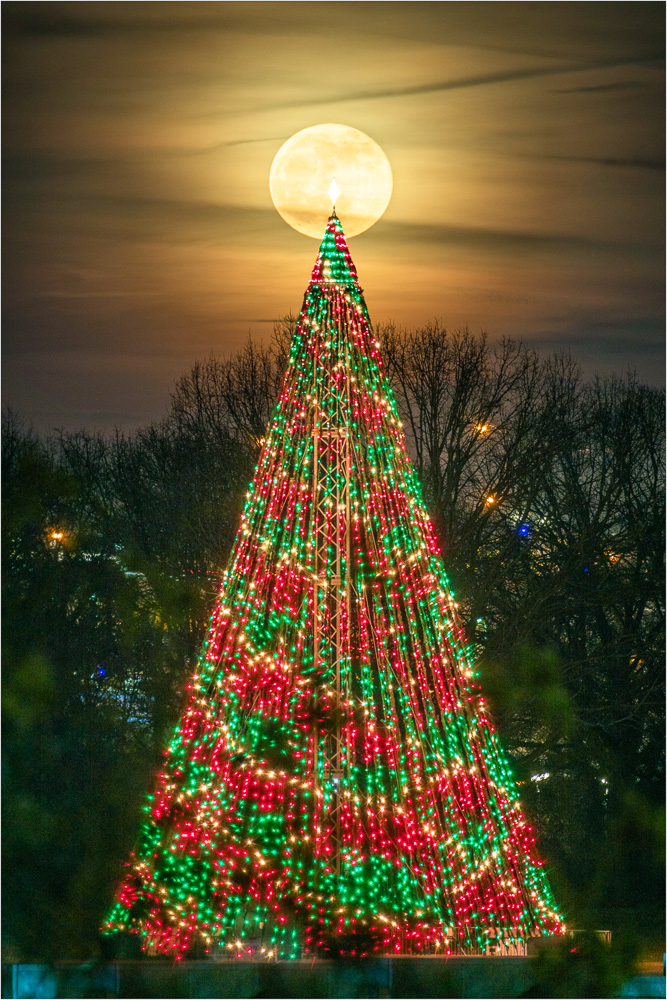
[105,215,563,959]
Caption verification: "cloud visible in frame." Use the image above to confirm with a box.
[7,181,277,247]
[1,6,252,38]
[553,80,648,93]
[366,219,614,255]
[540,316,665,359]
[2,9,110,37]
[532,154,665,172]
[266,52,664,111]
[3,2,663,430]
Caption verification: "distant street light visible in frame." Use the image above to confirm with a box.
[47,528,68,556]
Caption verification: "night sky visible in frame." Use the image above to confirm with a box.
[3,2,664,434]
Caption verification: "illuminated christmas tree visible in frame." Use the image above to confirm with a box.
[104,214,563,959]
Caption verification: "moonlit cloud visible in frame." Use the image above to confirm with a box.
[2,1,664,432]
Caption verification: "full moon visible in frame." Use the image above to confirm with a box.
[269,124,392,239]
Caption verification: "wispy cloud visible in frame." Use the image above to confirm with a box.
[530,153,665,172]
[553,80,648,93]
[540,315,666,359]
[3,2,663,429]
[262,53,664,112]
[1,7,252,38]
[368,219,618,255]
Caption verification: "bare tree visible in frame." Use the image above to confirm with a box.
[168,318,294,451]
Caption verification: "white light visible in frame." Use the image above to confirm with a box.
[328,177,340,206]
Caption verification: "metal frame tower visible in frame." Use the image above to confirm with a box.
[312,294,352,879]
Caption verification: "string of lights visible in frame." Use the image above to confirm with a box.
[104,215,563,960]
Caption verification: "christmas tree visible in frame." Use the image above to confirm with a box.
[104,214,563,960]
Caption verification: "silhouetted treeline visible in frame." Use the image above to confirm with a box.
[2,321,664,961]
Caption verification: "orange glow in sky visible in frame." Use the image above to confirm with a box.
[2,3,664,432]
